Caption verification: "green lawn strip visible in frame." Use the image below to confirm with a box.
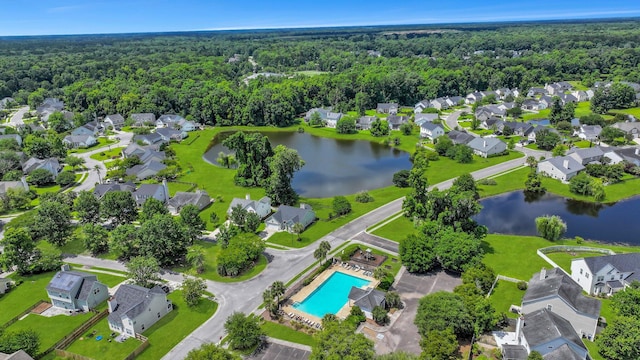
[167,181,195,196]
[477,167,530,198]
[339,243,401,277]
[1,271,54,325]
[609,107,640,118]
[64,317,141,359]
[370,216,415,243]
[173,239,267,283]
[545,252,607,273]
[522,101,591,121]
[488,280,526,318]
[260,320,317,347]
[37,232,86,256]
[68,138,116,154]
[136,291,217,360]
[33,184,62,195]
[568,81,589,91]
[89,147,124,161]
[4,311,94,354]
[423,151,523,185]
[584,339,604,360]
[542,176,640,203]
[367,211,404,233]
[572,140,592,148]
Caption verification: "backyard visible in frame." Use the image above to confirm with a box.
[488,280,526,319]
[1,271,55,325]
[64,317,141,360]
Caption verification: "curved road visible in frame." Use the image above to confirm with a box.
[8,106,29,126]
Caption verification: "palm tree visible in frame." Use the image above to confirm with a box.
[270,281,286,308]
[262,289,277,317]
[314,240,331,264]
[93,164,102,184]
[186,245,206,274]
[373,267,390,281]
[292,222,304,241]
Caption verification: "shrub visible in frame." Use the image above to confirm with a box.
[332,196,352,216]
[392,170,411,188]
[477,178,497,186]
[575,236,584,244]
[378,277,393,291]
[426,151,440,161]
[517,281,528,290]
[355,191,374,203]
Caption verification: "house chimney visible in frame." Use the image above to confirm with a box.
[636,148,639,156]
[483,140,487,148]
[540,268,546,280]
[20,176,29,191]
[563,159,569,169]
[108,296,118,313]
[245,193,251,200]
[61,264,70,272]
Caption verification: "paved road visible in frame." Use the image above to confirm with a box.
[7,106,29,126]
[444,109,465,131]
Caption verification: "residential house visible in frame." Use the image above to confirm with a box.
[386,115,408,130]
[611,122,640,138]
[537,156,585,182]
[107,284,173,338]
[414,100,432,113]
[414,113,439,126]
[376,103,398,115]
[521,99,545,111]
[103,114,125,130]
[468,137,507,158]
[571,90,590,102]
[522,268,600,340]
[93,182,136,199]
[429,98,449,110]
[132,182,169,206]
[63,134,97,148]
[601,147,626,165]
[480,118,502,130]
[574,125,602,141]
[265,204,316,232]
[227,195,272,219]
[496,88,513,99]
[447,130,475,145]
[46,265,109,311]
[566,147,605,165]
[527,87,547,97]
[130,113,156,127]
[448,96,464,106]
[559,94,578,105]
[0,277,11,294]
[419,122,444,140]
[134,133,164,146]
[528,126,557,143]
[465,92,483,104]
[71,121,102,137]
[0,97,15,110]
[0,350,35,360]
[545,82,573,95]
[539,95,554,109]
[0,177,29,196]
[304,108,343,127]
[126,160,167,180]
[0,134,22,147]
[167,190,211,215]
[570,253,640,296]
[36,98,64,122]
[357,116,376,130]
[498,102,516,111]
[22,157,60,177]
[156,114,185,128]
[613,147,640,166]
[504,122,534,137]
[123,144,165,163]
[348,287,386,319]
[156,127,187,141]
[501,309,589,360]
[178,119,197,132]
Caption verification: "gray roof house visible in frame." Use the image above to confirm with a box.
[414,99,432,112]
[0,350,35,360]
[134,133,164,146]
[123,143,165,163]
[156,114,185,127]
[63,134,97,149]
[521,309,588,360]
[304,108,343,128]
[522,268,600,340]
[0,177,29,196]
[419,122,445,140]
[103,114,125,129]
[386,115,408,130]
[265,204,316,232]
[0,97,15,110]
[22,157,60,177]
[566,147,605,165]
[0,134,22,147]
[414,113,439,126]
[614,147,640,166]
[126,160,167,180]
[357,116,377,130]
[348,287,386,319]
[46,265,109,311]
[155,127,187,141]
[570,253,640,296]
[130,113,156,127]
[574,125,602,141]
[467,137,507,158]
[167,190,211,215]
[132,182,169,206]
[447,130,475,145]
[611,122,640,139]
[93,182,136,199]
[227,195,272,219]
[376,103,398,114]
[107,284,173,338]
[537,156,585,182]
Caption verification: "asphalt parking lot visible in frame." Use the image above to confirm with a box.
[249,342,311,360]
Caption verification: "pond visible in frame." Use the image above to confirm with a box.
[474,191,640,245]
[203,131,412,198]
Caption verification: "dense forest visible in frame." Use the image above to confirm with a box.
[1,19,640,126]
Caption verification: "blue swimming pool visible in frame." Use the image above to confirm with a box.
[293,271,370,318]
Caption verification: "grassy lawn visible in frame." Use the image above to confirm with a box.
[522,101,591,121]
[477,166,530,198]
[572,140,593,148]
[545,251,606,273]
[136,290,217,360]
[423,151,523,185]
[488,280,525,318]
[174,240,267,282]
[4,311,95,354]
[69,138,116,154]
[64,317,142,359]
[167,181,195,196]
[1,271,54,325]
[568,81,589,91]
[33,184,62,195]
[261,320,317,347]
[89,147,124,161]
[371,216,415,242]
[609,107,640,118]
[293,70,329,77]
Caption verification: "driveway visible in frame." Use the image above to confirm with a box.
[374,270,462,355]
[7,106,29,127]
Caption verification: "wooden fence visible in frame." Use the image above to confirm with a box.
[37,309,108,359]
[124,334,150,360]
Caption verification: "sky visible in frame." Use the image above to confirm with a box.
[1,0,640,36]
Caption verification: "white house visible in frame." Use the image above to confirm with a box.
[467,137,507,158]
[63,134,97,148]
[536,156,585,182]
[103,114,125,130]
[570,253,640,296]
[107,284,173,338]
[227,195,272,219]
[376,103,398,114]
[419,122,444,140]
[574,125,602,141]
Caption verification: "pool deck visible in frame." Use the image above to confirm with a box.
[283,264,379,324]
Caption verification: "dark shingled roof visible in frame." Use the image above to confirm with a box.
[524,268,601,317]
[0,350,35,360]
[348,287,385,313]
[522,308,586,351]
[108,284,166,329]
[583,253,640,275]
[77,279,97,301]
[542,343,584,360]
[501,345,528,360]
[267,205,314,227]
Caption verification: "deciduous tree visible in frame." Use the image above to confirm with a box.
[183,277,207,307]
[127,256,160,288]
[224,312,264,351]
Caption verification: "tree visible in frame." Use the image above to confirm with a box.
[372,306,389,325]
[600,126,626,144]
[109,224,140,260]
[138,214,190,266]
[223,132,273,187]
[139,197,169,223]
[507,106,523,119]
[535,129,561,150]
[224,312,264,351]
[309,111,324,127]
[332,195,352,216]
[314,241,331,263]
[524,171,545,194]
[452,144,473,163]
[183,277,207,307]
[270,281,286,308]
[56,170,76,186]
[569,172,594,196]
[610,281,640,318]
[399,233,437,273]
[263,288,277,317]
[185,343,240,360]
[180,205,206,242]
[93,164,102,184]
[596,316,640,360]
[216,223,238,248]
[415,291,473,338]
[101,191,138,225]
[216,151,236,169]
[47,111,69,133]
[81,223,110,255]
[74,190,101,224]
[33,200,71,246]
[400,122,413,135]
[65,155,85,169]
[27,168,54,186]
[526,156,538,168]
[373,266,391,281]
[311,319,374,360]
[402,168,429,220]
[336,118,357,134]
[549,97,564,124]
[452,173,478,198]
[551,145,565,157]
[186,245,206,274]
[591,82,636,113]
[434,135,454,156]
[535,215,567,241]
[265,144,304,206]
[370,119,390,137]
[392,169,411,188]
[0,329,40,357]
[385,291,402,309]
[420,327,459,360]
[527,351,544,360]
[0,227,36,274]
[127,256,160,288]
[462,263,496,293]
[292,222,305,241]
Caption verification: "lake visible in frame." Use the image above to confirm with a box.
[475,191,640,245]
[203,131,412,198]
